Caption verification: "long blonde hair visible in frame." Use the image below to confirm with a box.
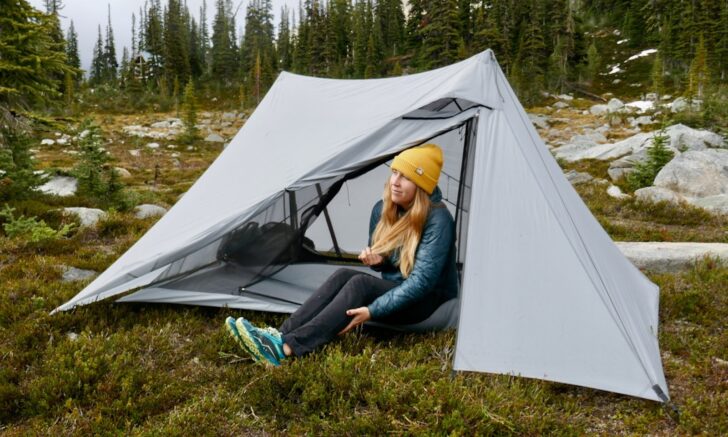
[370,179,431,277]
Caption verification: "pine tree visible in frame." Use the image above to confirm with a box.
[182,80,199,143]
[651,51,665,96]
[164,0,191,87]
[351,0,369,77]
[211,0,238,87]
[0,127,42,201]
[687,34,710,98]
[65,21,81,82]
[144,0,165,84]
[277,6,293,71]
[584,38,600,84]
[104,5,118,83]
[511,0,546,104]
[415,0,461,70]
[90,25,106,85]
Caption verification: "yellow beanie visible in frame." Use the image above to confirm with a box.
[391,143,443,195]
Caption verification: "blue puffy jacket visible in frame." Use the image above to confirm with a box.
[366,186,459,319]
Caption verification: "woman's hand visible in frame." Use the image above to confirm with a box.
[338,307,371,335]
[358,247,384,266]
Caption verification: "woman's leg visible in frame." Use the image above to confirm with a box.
[279,268,365,334]
[282,274,397,356]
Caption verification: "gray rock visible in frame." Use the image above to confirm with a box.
[690,195,728,214]
[204,133,225,143]
[134,204,167,219]
[67,332,79,342]
[654,149,728,198]
[554,123,724,162]
[607,98,625,112]
[630,116,655,127]
[63,207,107,227]
[670,97,688,112]
[634,187,685,204]
[564,170,593,185]
[150,118,183,129]
[645,93,659,101]
[615,242,728,272]
[590,104,609,116]
[61,266,97,282]
[146,142,160,149]
[41,139,55,146]
[607,184,630,199]
[528,113,550,130]
[37,176,78,197]
[222,112,237,120]
[129,149,141,157]
[608,149,649,181]
[553,101,569,109]
[557,94,574,101]
[114,167,132,178]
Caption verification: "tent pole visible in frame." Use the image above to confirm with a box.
[315,183,342,257]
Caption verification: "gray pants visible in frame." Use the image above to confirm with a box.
[280,268,441,356]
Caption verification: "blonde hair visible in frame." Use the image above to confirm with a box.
[370,179,431,277]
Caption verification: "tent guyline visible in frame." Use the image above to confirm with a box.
[55,50,670,403]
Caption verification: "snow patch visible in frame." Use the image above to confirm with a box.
[608,65,623,75]
[625,100,654,113]
[626,49,657,62]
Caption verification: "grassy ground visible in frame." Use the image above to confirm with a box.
[1,110,727,434]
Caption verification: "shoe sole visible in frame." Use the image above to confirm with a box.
[225,316,258,362]
[235,318,280,367]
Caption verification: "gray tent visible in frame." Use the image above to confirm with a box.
[55,50,670,402]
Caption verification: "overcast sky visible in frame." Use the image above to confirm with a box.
[28,0,297,72]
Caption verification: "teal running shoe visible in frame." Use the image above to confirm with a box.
[224,316,258,362]
[235,318,286,367]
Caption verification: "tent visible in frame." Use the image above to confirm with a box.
[54,50,670,403]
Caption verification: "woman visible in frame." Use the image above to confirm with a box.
[225,143,459,366]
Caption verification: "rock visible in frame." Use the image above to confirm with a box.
[167,144,177,149]
[553,123,725,162]
[571,132,607,144]
[528,113,549,130]
[56,137,69,145]
[186,146,195,151]
[171,152,181,158]
[221,121,233,128]
[204,133,225,143]
[63,207,107,227]
[615,242,728,272]
[114,167,132,178]
[553,101,569,109]
[608,151,647,181]
[129,149,141,157]
[690,195,728,214]
[630,116,655,127]
[557,94,574,101]
[564,170,593,185]
[645,93,658,101]
[150,118,183,129]
[78,129,90,139]
[607,184,630,199]
[146,142,160,149]
[590,104,609,116]
[37,176,77,197]
[41,139,55,146]
[222,112,237,120]
[634,187,685,204]
[67,332,79,342]
[134,204,167,219]
[654,149,728,198]
[607,98,625,112]
[61,266,97,282]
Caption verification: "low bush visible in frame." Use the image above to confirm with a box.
[0,205,75,242]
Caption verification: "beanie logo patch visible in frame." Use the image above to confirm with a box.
[415,167,424,175]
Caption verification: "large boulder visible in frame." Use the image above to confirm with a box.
[634,187,686,204]
[690,195,728,215]
[653,149,728,198]
[63,207,107,227]
[37,176,78,197]
[615,242,728,272]
[590,104,609,116]
[564,170,593,185]
[528,113,550,130]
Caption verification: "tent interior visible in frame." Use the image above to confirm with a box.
[118,98,479,330]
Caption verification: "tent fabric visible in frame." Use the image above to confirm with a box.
[54,50,669,402]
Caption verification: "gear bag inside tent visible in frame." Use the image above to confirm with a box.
[54,50,670,403]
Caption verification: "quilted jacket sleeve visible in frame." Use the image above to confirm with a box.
[367,208,454,319]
